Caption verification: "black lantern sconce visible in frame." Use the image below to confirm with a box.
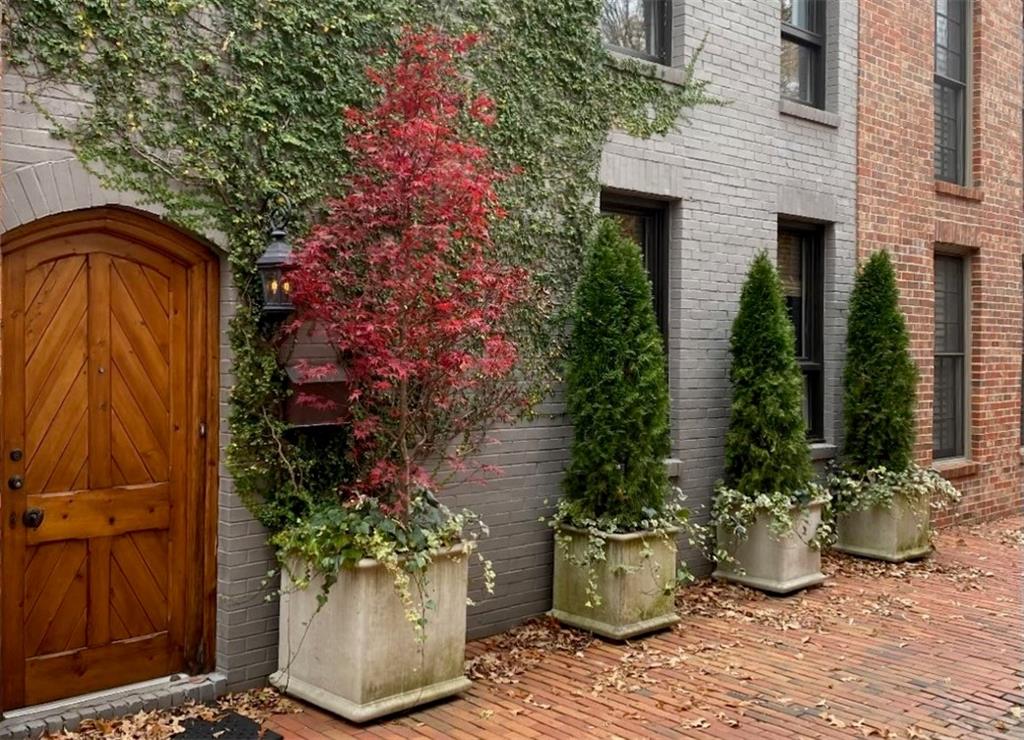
[257,197,295,317]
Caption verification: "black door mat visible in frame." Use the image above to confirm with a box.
[172,711,283,739]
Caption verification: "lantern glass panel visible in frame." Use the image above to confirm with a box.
[261,266,293,309]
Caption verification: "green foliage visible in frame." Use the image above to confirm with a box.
[722,252,812,499]
[561,218,672,526]
[274,493,494,638]
[826,463,960,518]
[842,251,918,473]
[4,1,719,578]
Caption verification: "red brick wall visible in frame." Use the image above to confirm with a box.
[858,0,1023,522]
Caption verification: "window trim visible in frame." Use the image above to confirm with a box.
[933,0,971,185]
[932,252,971,461]
[600,194,670,341]
[781,0,827,110]
[601,0,672,66]
[778,222,825,442]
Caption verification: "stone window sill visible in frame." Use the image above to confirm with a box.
[605,50,688,88]
[932,457,979,480]
[935,180,983,202]
[810,443,837,462]
[779,98,841,128]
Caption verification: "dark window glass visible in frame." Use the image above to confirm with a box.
[933,255,966,459]
[601,197,669,340]
[934,0,968,183]
[779,226,824,440]
[781,0,825,108]
[601,0,670,64]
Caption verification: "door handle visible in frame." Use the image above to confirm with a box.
[22,508,44,530]
[8,475,23,490]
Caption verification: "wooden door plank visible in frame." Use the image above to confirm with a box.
[88,253,113,490]
[2,249,29,709]
[34,554,88,657]
[166,265,190,665]
[110,372,169,480]
[87,537,112,647]
[24,257,86,364]
[24,634,172,707]
[24,345,88,480]
[24,484,171,545]
[25,282,88,415]
[110,556,158,637]
[24,541,86,658]
[111,535,168,631]
[112,260,171,360]
[37,408,88,495]
[110,305,170,412]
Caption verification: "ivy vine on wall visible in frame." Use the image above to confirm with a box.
[4,1,717,534]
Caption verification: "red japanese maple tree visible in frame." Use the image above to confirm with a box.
[288,28,531,516]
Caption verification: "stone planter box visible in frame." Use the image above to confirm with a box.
[835,494,932,562]
[550,526,680,640]
[270,545,471,722]
[713,500,826,595]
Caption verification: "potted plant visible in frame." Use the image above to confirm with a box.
[828,251,960,562]
[711,252,827,594]
[269,30,531,722]
[549,218,691,640]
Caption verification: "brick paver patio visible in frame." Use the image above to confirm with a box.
[266,517,1023,739]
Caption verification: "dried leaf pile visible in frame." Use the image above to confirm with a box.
[48,688,299,740]
[464,615,592,684]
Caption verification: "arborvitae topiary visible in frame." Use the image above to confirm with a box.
[562,218,671,524]
[723,252,812,496]
[842,250,917,473]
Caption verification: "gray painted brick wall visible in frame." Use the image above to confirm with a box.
[458,0,859,638]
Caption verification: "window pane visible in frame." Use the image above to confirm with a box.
[601,0,665,60]
[779,226,824,439]
[781,40,816,104]
[934,255,964,353]
[778,231,805,358]
[933,356,964,458]
[601,202,668,339]
[935,0,967,82]
[933,80,963,183]
[781,0,820,33]
[933,255,966,459]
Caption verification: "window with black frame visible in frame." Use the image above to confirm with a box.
[934,0,969,184]
[600,0,670,64]
[934,254,967,459]
[778,226,824,440]
[781,0,826,109]
[600,197,668,339]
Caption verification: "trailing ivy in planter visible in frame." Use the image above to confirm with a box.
[711,252,827,594]
[549,218,694,640]
[827,251,960,562]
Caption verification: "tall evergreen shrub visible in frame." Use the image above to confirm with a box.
[724,252,812,496]
[842,251,917,473]
[562,218,671,524]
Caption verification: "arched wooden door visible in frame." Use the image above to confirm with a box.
[0,208,218,711]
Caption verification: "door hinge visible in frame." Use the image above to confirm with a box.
[199,421,207,438]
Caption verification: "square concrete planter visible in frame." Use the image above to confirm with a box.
[835,494,932,562]
[713,500,826,594]
[550,526,680,640]
[270,545,471,722]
